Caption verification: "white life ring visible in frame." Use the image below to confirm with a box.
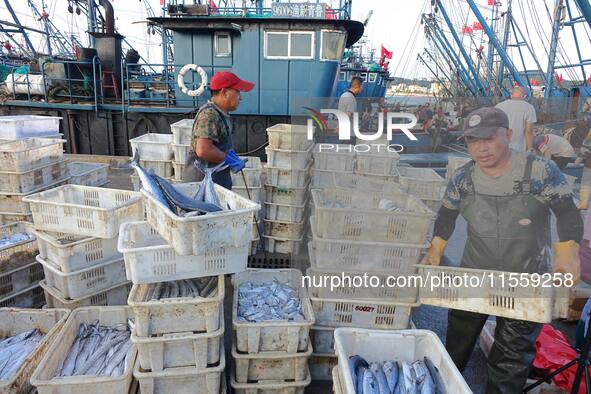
[177,64,208,97]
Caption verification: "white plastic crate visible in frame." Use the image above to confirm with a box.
[232,269,315,354]
[354,151,399,176]
[446,156,472,180]
[130,133,174,161]
[171,161,184,181]
[266,161,311,188]
[311,189,435,244]
[310,169,404,194]
[309,325,335,354]
[133,349,225,394]
[0,159,68,194]
[310,295,414,329]
[265,199,308,222]
[396,166,446,200]
[0,308,69,394]
[0,212,33,226]
[231,156,262,187]
[37,255,127,300]
[127,276,224,337]
[264,182,309,205]
[118,221,249,284]
[232,342,312,383]
[0,177,70,215]
[231,369,310,394]
[267,124,313,151]
[67,161,109,187]
[30,306,137,394]
[170,118,194,145]
[0,115,61,139]
[132,308,223,372]
[0,283,44,308]
[417,265,569,323]
[264,235,304,255]
[0,138,65,173]
[306,266,418,303]
[0,221,37,265]
[309,353,337,381]
[310,224,427,272]
[143,182,260,256]
[171,143,190,164]
[41,279,131,310]
[334,328,471,394]
[0,261,44,299]
[312,144,356,171]
[34,230,121,273]
[264,218,306,239]
[139,159,173,178]
[232,185,262,204]
[265,144,313,169]
[23,185,144,239]
[332,365,342,394]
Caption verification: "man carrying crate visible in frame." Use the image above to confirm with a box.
[184,71,254,189]
[422,107,583,393]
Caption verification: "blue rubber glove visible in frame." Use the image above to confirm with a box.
[223,149,245,173]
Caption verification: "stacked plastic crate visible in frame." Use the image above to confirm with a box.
[0,137,70,225]
[230,268,315,393]
[307,184,435,382]
[20,185,144,309]
[231,157,263,255]
[170,119,193,183]
[129,133,174,190]
[264,124,313,255]
[0,222,45,308]
[121,181,260,394]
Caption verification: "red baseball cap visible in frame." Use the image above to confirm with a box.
[210,71,254,92]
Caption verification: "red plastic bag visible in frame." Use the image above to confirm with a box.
[532,324,586,393]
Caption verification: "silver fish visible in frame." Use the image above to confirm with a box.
[383,361,399,394]
[193,161,225,207]
[424,357,447,394]
[401,362,418,394]
[413,360,435,394]
[236,280,306,322]
[369,362,391,394]
[363,369,381,394]
[0,329,44,379]
[151,173,223,215]
[0,232,33,249]
[356,365,367,394]
[348,355,369,390]
[130,150,173,211]
[200,276,217,297]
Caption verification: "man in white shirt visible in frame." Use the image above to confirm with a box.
[495,86,537,152]
[336,76,363,144]
[534,133,576,170]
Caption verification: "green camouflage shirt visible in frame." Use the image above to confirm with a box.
[191,101,230,152]
[442,151,574,210]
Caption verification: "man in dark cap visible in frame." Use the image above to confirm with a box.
[421,107,582,393]
[186,71,254,189]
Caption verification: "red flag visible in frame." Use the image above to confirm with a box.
[531,79,539,86]
[472,21,483,30]
[488,0,495,5]
[462,26,473,35]
[325,5,336,19]
[160,0,165,5]
[381,45,393,60]
[208,0,217,13]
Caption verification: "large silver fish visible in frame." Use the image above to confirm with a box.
[148,277,217,300]
[424,357,447,394]
[193,161,225,207]
[413,360,435,394]
[0,329,44,380]
[348,355,369,390]
[383,361,399,394]
[369,362,391,394]
[401,361,418,394]
[130,150,172,211]
[363,368,381,394]
[151,173,223,214]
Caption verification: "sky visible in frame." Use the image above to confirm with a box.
[0,0,589,81]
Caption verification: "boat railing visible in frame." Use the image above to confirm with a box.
[191,5,348,19]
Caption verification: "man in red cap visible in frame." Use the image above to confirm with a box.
[185,71,254,189]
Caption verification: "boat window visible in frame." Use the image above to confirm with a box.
[360,73,367,81]
[215,32,232,57]
[339,71,346,81]
[289,31,314,58]
[320,30,345,61]
[265,32,289,58]
[368,73,377,83]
